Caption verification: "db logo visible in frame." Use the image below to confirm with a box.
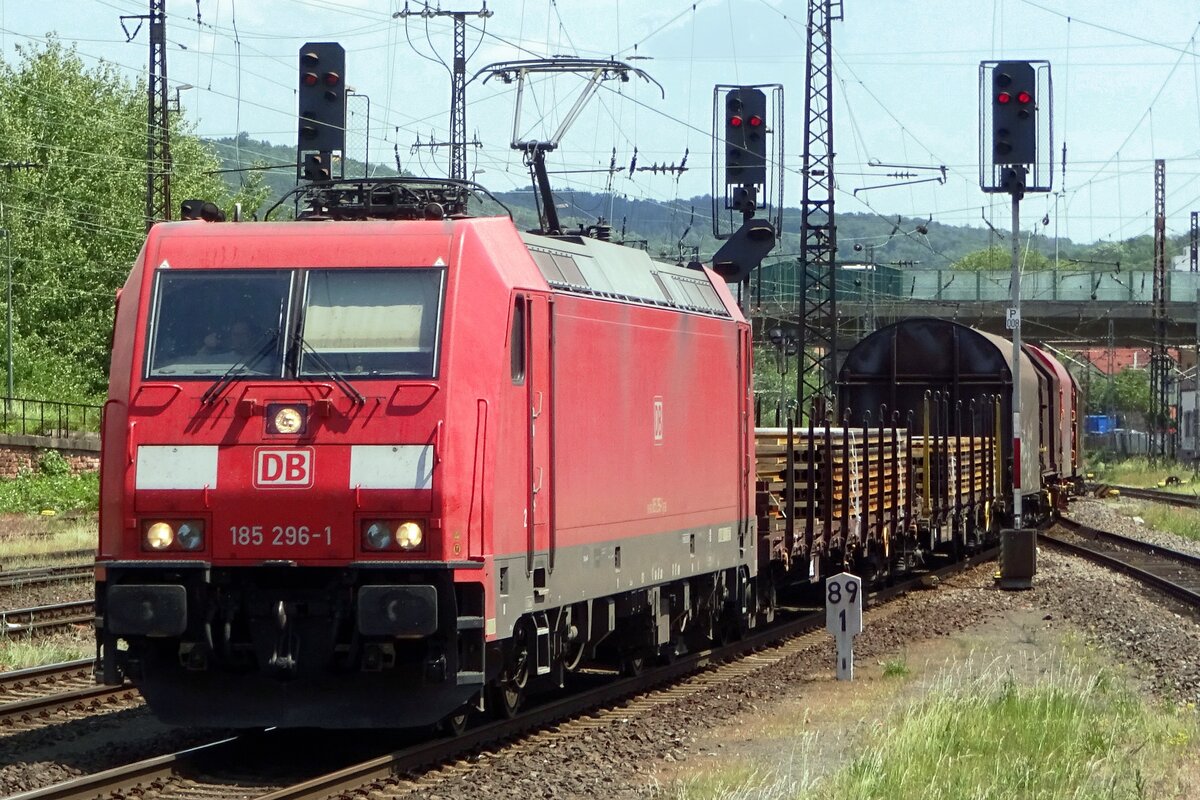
[254,448,314,488]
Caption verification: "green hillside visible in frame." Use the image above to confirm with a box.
[210,136,1185,272]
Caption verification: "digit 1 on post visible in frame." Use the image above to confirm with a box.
[825,572,863,681]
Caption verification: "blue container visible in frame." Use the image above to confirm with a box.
[1086,414,1116,434]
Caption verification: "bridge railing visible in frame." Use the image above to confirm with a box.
[754,264,1200,306]
[0,397,102,438]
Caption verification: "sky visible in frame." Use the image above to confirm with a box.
[4,0,1200,251]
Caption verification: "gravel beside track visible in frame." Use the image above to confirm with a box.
[0,578,91,620]
[1070,496,1200,557]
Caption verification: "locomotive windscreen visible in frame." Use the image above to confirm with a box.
[145,269,291,377]
[144,267,445,380]
[299,269,444,378]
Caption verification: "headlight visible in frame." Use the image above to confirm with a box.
[177,522,204,551]
[272,406,305,434]
[364,521,392,550]
[145,522,175,550]
[396,521,424,550]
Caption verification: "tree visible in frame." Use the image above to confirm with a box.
[0,39,266,400]
[951,245,1050,271]
[1089,367,1150,418]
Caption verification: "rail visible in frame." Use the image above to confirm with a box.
[1106,484,1200,509]
[1044,517,1200,607]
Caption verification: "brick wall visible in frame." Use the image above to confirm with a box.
[0,433,100,478]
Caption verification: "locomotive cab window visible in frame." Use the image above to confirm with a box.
[511,296,526,384]
[145,269,292,378]
[298,268,445,378]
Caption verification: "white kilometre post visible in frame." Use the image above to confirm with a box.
[825,572,863,680]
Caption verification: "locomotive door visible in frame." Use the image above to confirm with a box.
[525,294,554,575]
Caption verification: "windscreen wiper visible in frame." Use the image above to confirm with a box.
[295,336,366,406]
[200,333,280,406]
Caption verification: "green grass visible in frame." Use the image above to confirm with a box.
[1090,457,1198,492]
[668,653,1198,800]
[0,635,92,671]
[1116,501,1200,543]
[881,657,910,678]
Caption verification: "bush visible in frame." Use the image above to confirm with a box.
[38,449,71,476]
[0,470,98,514]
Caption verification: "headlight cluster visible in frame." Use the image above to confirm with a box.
[142,520,205,552]
[362,520,425,552]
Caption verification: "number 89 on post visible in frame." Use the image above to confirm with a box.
[824,572,863,639]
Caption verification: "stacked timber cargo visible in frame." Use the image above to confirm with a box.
[755,426,909,559]
[910,435,993,519]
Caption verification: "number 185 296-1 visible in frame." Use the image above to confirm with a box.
[230,525,332,546]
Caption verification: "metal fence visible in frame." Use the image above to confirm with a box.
[0,397,102,437]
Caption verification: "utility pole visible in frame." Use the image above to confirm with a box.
[1190,210,1197,273]
[1150,159,1169,463]
[797,0,843,409]
[394,2,492,181]
[122,0,170,231]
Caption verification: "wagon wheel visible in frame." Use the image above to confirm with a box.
[489,622,532,719]
[620,653,646,677]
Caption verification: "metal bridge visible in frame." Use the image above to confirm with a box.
[752,263,1200,346]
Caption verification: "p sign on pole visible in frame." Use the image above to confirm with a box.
[825,572,863,680]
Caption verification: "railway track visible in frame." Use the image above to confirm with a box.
[0,660,140,730]
[1044,517,1200,607]
[11,548,997,800]
[0,563,92,590]
[1105,484,1200,509]
[1,599,94,638]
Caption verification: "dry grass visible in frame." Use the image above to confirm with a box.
[0,515,96,569]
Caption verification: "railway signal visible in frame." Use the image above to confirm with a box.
[992,61,1036,166]
[724,87,767,187]
[297,42,346,167]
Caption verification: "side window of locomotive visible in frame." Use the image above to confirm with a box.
[299,268,445,378]
[145,269,292,378]
[511,296,526,384]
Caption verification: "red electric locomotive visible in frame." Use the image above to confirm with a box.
[96,180,760,728]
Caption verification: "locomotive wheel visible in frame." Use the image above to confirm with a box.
[490,623,532,719]
[439,705,471,736]
[489,678,524,719]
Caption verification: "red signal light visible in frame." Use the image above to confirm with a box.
[729,115,743,127]
[996,91,1012,104]
[748,114,763,127]
[324,71,341,86]
[1016,90,1032,104]
[302,72,320,87]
